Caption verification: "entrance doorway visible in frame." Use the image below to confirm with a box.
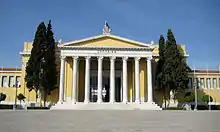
[115,77,122,102]
[89,70,122,102]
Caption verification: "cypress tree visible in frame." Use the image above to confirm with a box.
[162,29,190,104]
[41,20,57,106]
[25,22,47,96]
[156,35,167,106]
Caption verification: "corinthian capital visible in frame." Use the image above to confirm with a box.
[147,56,153,61]
[60,56,66,60]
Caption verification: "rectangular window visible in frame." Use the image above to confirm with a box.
[1,76,7,87]
[15,76,21,87]
[219,78,220,88]
[9,76,15,87]
[200,78,205,89]
[213,78,217,89]
[188,78,192,89]
[195,78,199,89]
[206,78,211,89]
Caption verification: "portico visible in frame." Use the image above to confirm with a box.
[56,34,156,105]
[50,23,162,110]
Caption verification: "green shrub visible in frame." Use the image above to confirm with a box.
[0,93,6,102]
[0,104,13,109]
[27,107,49,110]
[202,95,213,103]
[184,92,195,103]
[163,107,183,110]
[17,93,26,104]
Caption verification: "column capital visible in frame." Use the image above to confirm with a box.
[135,57,141,61]
[146,56,153,61]
[60,55,66,60]
[72,56,78,60]
[85,56,91,60]
[110,56,116,61]
[97,56,104,60]
[122,56,128,61]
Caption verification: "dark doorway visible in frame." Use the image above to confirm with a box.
[102,76,110,102]
[115,77,121,102]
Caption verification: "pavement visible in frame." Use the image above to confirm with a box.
[0,110,219,132]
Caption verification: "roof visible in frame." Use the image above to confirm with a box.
[0,68,22,72]
[191,70,220,73]
[59,34,154,48]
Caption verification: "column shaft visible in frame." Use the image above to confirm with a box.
[72,56,78,104]
[123,57,128,103]
[110,56,116,103]
[147,56,153,103]
[58,56,65,104]
[135,57,140,103]
[84,56,91,103]
[97,56,103,103]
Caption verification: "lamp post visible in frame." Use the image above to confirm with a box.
[13,80,20,110]
[194,80,198,111]
[193,67,198,111]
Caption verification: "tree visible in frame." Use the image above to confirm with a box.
[17,93,26,105]
[160,29,190,107]
[41,20,57,107]
[0,93,6,103]
[184,92,195,103]
[25,22,47,103]
[156,35,168,106]
[202,95,213,103]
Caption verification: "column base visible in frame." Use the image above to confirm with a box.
[84,100,89,104]
[57,100,63,104]
[123,101,128,104]
[110,101,115,104]
[97,99,103,104]
[147,101,155,104]
[135,100,141,104]
[72,100,77,104]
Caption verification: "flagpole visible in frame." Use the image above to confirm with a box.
[193,65,198,110]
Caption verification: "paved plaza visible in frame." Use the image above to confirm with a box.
[0,110,219,132]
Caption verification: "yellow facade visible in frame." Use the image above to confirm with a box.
[0,68,22,103]
[1,34,220,107]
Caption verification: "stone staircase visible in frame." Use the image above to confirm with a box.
[51,102,162,110]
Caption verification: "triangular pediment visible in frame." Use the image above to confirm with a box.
[60,34,153,48]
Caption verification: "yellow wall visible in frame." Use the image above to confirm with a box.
[70,37,143,47]
[0,71,22,103]
[64,57,73,101]
[127,60,133,102]
[4,36,220,106]
[140,59,147,101]
[78,58,85,102]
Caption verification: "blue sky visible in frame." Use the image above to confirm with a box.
[0,0,220,69]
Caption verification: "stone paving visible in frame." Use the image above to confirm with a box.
[0,110,220,132]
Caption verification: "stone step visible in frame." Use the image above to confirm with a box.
[51,102,162,110]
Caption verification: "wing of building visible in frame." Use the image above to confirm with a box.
[0,28,219,110]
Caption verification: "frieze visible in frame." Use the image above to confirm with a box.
[96,50,116,54]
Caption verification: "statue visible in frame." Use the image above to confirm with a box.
[103,21,111,34]
[170,90,175,103]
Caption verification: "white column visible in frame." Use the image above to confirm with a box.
[58,56,65,104]
[84,56,91,103]
[72,56,78,104]
[135,57,140,103]
[122,57,128,103]
[147,56,153,103]
[97,56,103,103]
[110,56,116,103]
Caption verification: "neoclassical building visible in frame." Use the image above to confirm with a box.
[0,24,219,110]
